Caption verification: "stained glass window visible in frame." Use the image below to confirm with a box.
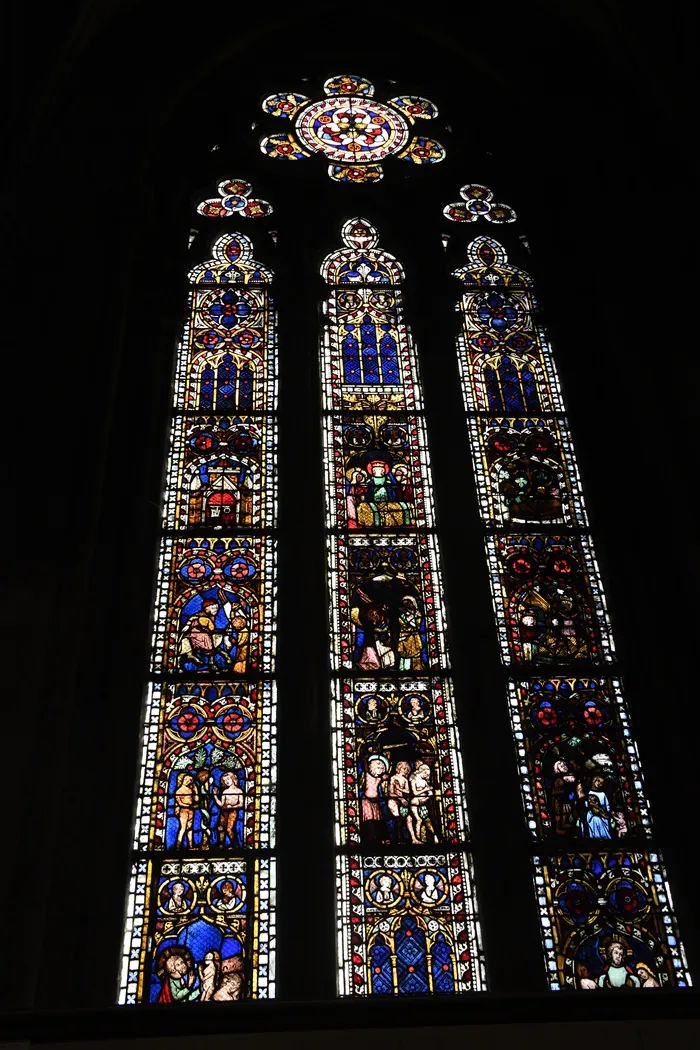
[321,217,486,996]
[451,229,691,990]
[119,230,278,1004]
[261,77,444,183]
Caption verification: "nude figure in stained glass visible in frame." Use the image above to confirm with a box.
[213,770,244,847]
[198,951,221,1002]
[174,773,198,848]
[212,957,244,1001]
[387,761,411,829]
[409,761,439,844]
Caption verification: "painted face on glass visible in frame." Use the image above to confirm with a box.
[609,943,625,966]
[166,955,187,977]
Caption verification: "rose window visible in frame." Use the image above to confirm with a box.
[260,74,445,183]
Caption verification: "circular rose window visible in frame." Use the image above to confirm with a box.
[296,96,410,163]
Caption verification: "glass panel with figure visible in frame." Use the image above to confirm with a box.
[119,232,278,1004]
[451,230,690,990]
[322,218,485,995]
[534,851,691,990]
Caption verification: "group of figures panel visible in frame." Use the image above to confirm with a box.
[338,853,485,995]
[536,852,691,990]
[327,412,433,531]
[486,534,613,665]
[334,679,467,848]
[136,681,275,852]
[121,857,275,1003]
[469,416,585,527]
[165,416,276,531]
[508,678,650,843]
[332,533,445,673]
[153,536,275,675]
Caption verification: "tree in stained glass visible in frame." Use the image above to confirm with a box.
[450,228,691,990]
[321,217,486,995]
[261,77,445,183]
[119,230,278,1004]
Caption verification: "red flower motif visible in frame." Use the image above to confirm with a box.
[176,709,200,734]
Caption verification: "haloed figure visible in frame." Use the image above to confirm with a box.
[157,948,200,1002]
[598,940,640,988]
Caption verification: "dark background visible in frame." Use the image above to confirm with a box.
[4,0,699,1026]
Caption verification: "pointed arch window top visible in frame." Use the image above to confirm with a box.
[260,76,444,183]
[197,178,273,219]
[188,232,273,285]
[454,235,533,288]
[320,217,404,285]
[444,184,517,224]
